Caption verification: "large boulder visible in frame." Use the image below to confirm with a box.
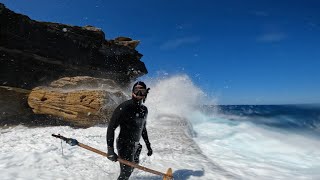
[27,77,128,127]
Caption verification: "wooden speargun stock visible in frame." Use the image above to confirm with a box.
[52,134,173,180]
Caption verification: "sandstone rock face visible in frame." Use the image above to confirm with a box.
[0,3,147,89]
[27,77,128,127]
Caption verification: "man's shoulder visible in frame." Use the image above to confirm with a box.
[120,99,132,105]
[115,99,132,110]
[115,100,130,111]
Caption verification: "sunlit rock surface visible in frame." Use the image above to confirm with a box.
[27,77,128,127]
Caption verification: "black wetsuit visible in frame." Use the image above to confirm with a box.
[107,99,150,180]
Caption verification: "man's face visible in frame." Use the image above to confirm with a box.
[132,85,147,100]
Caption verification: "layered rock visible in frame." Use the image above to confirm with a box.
[0,3,147,89]
[114,37,140,49]
[0,3,146,127]
[27,77,128,127]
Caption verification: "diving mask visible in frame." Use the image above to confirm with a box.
[133,87,148,96]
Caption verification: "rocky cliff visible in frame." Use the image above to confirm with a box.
[0,3,147,89]
[0,3,146,127]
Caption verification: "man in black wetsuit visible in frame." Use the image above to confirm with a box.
[106,81,153,180]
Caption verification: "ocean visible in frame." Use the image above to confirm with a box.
[1,74,319,180]
[192,104,320,179]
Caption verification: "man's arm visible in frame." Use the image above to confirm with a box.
[106,105,124,161]
[142,122,150,146]
[106,105,123,148]
[142,120,153,156]
[142,107,150,146]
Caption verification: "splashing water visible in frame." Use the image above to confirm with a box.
[145,74,209,116]
[145,74,320,179]
[1,74,320,179]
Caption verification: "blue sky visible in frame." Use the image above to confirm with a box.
[1,0,320,105]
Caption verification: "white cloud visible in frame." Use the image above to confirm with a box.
[160,37,200,50]
[257,32,287,43]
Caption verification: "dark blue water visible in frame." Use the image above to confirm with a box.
[202,104,320,132]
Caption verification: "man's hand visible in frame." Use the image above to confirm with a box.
[107,147,118,162]
[146,143,153,156]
